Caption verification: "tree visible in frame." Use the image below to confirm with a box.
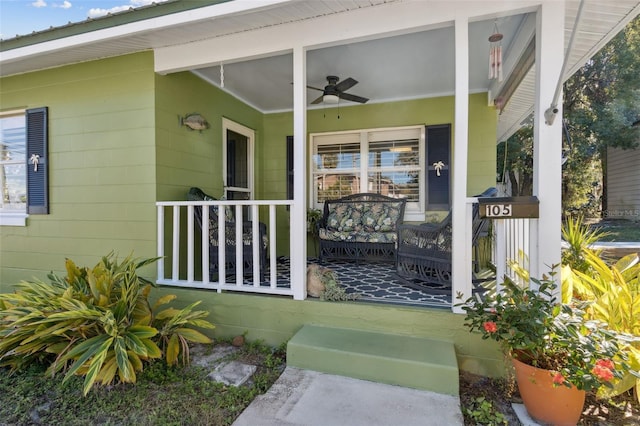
[563,15,640,215]
[498,16,640,217]
[497,127,532,197]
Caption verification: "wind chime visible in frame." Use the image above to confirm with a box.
[488,21,503,82]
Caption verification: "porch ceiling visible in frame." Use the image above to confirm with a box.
[1,0,638,142]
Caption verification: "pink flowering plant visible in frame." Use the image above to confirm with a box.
[457,273,632,392]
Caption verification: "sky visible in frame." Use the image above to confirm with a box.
[0,0,169,40]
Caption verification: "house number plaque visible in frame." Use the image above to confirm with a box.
[477,196,539,219]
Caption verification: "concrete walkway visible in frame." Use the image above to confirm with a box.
[233,367,464,426]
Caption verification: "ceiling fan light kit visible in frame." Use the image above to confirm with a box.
[309,75,369,105]
[323,94,340,104]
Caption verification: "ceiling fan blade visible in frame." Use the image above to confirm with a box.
[334,77,358,92]
[311,95,325,104]
[339,92,369,104]
[306,85,325,92]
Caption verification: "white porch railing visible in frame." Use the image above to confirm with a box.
[156,200,295,297]
[157,197,535,307]
[492,218,533,289]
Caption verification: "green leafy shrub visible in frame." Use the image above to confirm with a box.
[564,250,640,402]
[462,396,507,425]
[457,272,633,392]
[0,253,214,395]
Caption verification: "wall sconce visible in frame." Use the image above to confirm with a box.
[180,113,210,131]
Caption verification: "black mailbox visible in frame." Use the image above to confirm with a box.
[477,196,539,219]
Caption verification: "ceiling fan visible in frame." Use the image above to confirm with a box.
[308,76,369,105]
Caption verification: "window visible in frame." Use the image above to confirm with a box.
[0,107,48,226]
[0,111,26,215]
[311,126,426,219]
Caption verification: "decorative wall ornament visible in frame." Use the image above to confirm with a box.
[488,21,503,82]
[29,154,40,172]
[433,160,445,177]
[180,113,210,131]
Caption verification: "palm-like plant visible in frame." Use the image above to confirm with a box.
[561,216,610,274]
[565,250,640,401]
[0,253,214,395]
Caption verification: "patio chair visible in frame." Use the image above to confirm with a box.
[188,187,267,282]
[395,187,496,290]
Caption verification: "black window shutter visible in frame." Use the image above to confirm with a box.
[286,136,294,200]
[426,124,451,210]
[26,107,49,214]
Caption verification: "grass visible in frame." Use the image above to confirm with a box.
[590,219,640,242]
[0,340,286,426]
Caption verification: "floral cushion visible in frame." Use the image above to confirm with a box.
[361,202,403,232]
[325,201,404,233]
[319,228,398,244]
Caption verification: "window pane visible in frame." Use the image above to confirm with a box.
[226,129,248,188]
[1,114,26,212]
[315,173,361,202]
[1,164,27,210]
[367,171,419,201]
[368,139,419,168]
[314,143,360,170]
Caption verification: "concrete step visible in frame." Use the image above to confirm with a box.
[287,324,459,395]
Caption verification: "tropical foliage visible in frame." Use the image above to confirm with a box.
[561,216,610,274]
[558,217,640,402]
[0,253,214,395]
[564,251,640,402]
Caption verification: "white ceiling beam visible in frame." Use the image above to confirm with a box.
[155,0,543,74]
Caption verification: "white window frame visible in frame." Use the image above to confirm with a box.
[0,109,27,226]
[310,125,426,221]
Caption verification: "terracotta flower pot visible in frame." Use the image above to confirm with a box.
[512,357,586,426]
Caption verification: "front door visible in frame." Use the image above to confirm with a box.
[223,119,254,216]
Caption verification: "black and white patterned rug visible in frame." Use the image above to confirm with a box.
[223,257,452,307]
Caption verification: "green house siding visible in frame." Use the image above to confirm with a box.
[0,52,157,290]
[154,72,264,202]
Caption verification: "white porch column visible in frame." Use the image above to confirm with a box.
[531,1,564,287]
[451,15,471,313]
[291,45,307,300]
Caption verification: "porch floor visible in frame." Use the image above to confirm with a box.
[307,258,452,307]
[224,257,474,307]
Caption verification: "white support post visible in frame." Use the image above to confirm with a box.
[451,15,471,313]
[291,45,307,300]
[269,204,278,288]
[252,204,260,287]
[532,1,564,290]
[202,203,210,284]
[495,220,506,293]
[187,205,194,283]
[172,205,180,282]
[157,206,165,282]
